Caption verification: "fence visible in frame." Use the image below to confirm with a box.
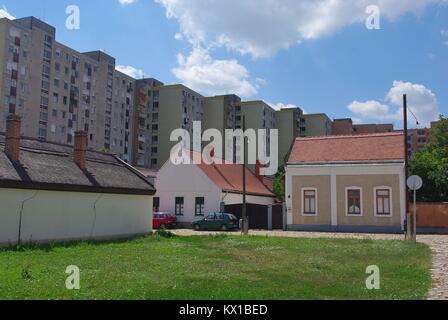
[417,202,448,234]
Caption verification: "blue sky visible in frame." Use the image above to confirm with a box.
[2,0,447,128]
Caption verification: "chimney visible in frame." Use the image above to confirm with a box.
[74,131,88,170]
[255,160,262,180]
[5,114,21,162]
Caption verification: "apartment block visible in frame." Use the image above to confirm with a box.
[0,17,136,163]
[302,113,332,137]
[237,100,276,166]
[203,94,241,159]
[133,78,164,168]
[332,118,394,135]
[150,84,204,169]
[275,107,304,166]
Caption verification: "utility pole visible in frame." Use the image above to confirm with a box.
[242,116,248,235]
[403,94,411,241]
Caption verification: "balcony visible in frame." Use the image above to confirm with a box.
[13,52,19,63]
[138,135,146,143]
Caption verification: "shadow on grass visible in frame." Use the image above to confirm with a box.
[0,230,180,253]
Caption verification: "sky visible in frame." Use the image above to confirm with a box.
[1,0,447,129]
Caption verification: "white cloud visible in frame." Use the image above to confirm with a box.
[348,100,394,120]
[172,47,258,97]
[174,32,183,41]
[156,0,442,58]
[119,0,136,6]
[271,103,305,112]
[0,6,15,19]
[347,81,439,127]
[116,65,145,79]
[442,29,448,46]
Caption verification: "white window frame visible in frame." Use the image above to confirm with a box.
[374,186,393,218]
[301,188,318,216]
[345,187,363,217]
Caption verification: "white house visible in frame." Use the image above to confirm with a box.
[0,115,156,246]
[155,151,276,226]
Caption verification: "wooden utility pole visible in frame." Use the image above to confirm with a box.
[403,94,411,241]
[242,116,248,235]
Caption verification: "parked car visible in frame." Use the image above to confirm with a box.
[192,212,239,231]
[153,212,177,229]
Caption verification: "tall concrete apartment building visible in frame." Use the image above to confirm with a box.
[302,113,332,136]
[1,15,359,173]
[0,17,136,163]
[238,100,276,165]
[332,118,394,135]
[203,94,241,159]
[275,107,304,166]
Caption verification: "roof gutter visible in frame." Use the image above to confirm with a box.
[286,160,405,168]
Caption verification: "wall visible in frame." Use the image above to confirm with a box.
[155,159,222,224]
[0,188,153,245]
[223,192,275,206]
[291,175,332,225]
[417,203,448,229]
[336,174,402,228]
[285,163,406,232]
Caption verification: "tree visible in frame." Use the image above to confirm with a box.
[409,115,448,202]
[273,166,285,202]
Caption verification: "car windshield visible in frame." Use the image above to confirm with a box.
[227,214,238,220]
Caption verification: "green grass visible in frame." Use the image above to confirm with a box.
[0,234,432,300]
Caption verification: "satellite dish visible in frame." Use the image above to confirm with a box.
[407,175,423,191]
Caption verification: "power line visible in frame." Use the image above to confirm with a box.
[407,106,420,125]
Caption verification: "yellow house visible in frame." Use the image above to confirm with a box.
[285,132,406,233]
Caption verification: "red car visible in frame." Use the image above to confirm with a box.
[153,212,177,229]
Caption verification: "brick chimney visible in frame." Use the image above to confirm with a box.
[5,114,21,162]
[74,131,88,170]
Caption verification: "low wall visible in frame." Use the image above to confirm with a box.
[417,202,448,233]
[0,188,153,246]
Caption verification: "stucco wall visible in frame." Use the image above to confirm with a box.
[223,193,275,206]
[285,163,406,232]
[0,188,153,245]
[291,175,332,225]
[155,160,222,224]
[336,175,401,227]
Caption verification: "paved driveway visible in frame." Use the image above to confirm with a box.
[171,229,448,300]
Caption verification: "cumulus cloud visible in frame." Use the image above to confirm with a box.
[442,29,448,46]
[156,0,442,58]
[0,6,15,19]
[271,103,306,113]
[172,47,259,97]
[347,81,439,127]
[348,100,393,120]
[116,65,145,79]
[119,0,136,6]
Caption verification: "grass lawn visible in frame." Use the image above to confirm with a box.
[0,234,432,300]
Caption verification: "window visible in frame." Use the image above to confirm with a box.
[375,187,392,216]
[195,197,205,216]
[175,197,184,216]
[302,189,317,215]
[153,197,160,213]
[346,188,362,216]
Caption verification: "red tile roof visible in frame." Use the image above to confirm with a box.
[288,132,405,164]
[186,150,274,197]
